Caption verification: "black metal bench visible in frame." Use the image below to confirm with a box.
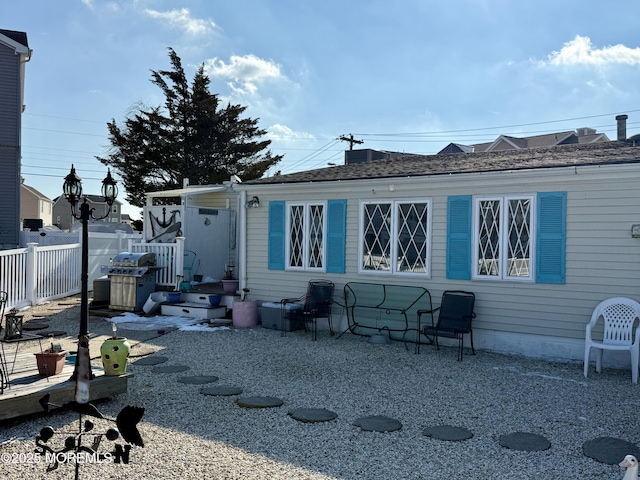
[340,282,433,348]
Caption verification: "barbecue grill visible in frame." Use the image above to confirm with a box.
[102,252,159,311]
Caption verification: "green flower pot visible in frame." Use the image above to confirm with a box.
[100,338,131,375]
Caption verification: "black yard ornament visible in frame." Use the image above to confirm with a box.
[36,394,144,478]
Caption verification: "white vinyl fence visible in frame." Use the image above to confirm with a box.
[0,243,80,309]
[0,231,183,309]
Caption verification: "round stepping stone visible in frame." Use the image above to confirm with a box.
[151,365,190,374]
[133,356,168,366]
[423,425,473,441]
[236,396,284,408]
[200,386,243,396]
[37,330,66,337]
[499,432,551,452]
[23,322,49,331]
[582,437,640,465]
[177,375,219,385]
[288,408,338,423]
[353,415,402,432]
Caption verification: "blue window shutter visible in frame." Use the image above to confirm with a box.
[268,201,285,270]
[326,200,347,273]
[447,195,472,280]
[536,191,566,284]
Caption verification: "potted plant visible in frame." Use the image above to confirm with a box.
[221,266,239,294]
[35,343,67,377]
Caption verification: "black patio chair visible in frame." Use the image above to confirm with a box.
[281,280,335,341]
[418,290,476,361]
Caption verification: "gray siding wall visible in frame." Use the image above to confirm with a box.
[241,162,640,363]
[0,43,22,248]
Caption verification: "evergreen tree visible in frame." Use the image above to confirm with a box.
[98,48,282,207]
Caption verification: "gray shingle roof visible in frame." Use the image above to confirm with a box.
[247,141,640,185]
[0,29,28,48]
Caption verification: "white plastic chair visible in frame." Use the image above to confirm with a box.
[583,297,640,384]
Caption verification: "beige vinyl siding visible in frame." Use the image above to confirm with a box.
[241,162,640,347]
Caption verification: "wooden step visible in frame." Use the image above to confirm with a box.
[160,303,227,320]
[181,292,236,307]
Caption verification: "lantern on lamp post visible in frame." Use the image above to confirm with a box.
[62,164,117,402]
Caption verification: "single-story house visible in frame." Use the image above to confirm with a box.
[223,137,640,368]
[140,120,640,368]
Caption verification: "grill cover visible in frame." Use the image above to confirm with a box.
[112,252,156,267]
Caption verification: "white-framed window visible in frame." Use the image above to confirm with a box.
[359,199,432,275]
[473,195,535,281]
[286,201,326,271]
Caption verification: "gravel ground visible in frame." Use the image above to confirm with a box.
[0,297,638,479]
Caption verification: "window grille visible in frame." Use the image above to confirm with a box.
[360,200,431,275]
[286,202,325,270]
[474,196,533,280]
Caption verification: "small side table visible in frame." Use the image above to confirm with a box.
[0,333,45,393]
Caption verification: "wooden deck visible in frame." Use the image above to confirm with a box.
[0,351,132,422]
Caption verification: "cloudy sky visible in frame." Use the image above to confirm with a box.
[3,0,640,219]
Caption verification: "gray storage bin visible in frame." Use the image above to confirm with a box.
[260,302,303,331]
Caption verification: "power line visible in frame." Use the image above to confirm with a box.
[23,126,108,138]
[24,112,107,124]
[283,139,341,173]
[352,109,640,137]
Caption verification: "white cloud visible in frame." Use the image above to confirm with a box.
[267,124,314,143]
[144,8,216,36]
[81,0,94,8]
[546,35,640,66]
[205,54,283,95]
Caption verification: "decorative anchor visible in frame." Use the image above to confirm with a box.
[149,208,182,242]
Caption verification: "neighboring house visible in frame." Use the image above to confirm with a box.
[20,181,53,227]
[223,123,640,368]
[0,29,31,249]
[52,195,123,230]
[438,125,610,154]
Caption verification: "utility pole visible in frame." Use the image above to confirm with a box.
[339,134,363,150]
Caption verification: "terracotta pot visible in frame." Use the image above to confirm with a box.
[100,338,131,375]
[35,351,67,376]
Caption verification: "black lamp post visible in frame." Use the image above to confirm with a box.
[62,164,117,398]
[36,167,144,480]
